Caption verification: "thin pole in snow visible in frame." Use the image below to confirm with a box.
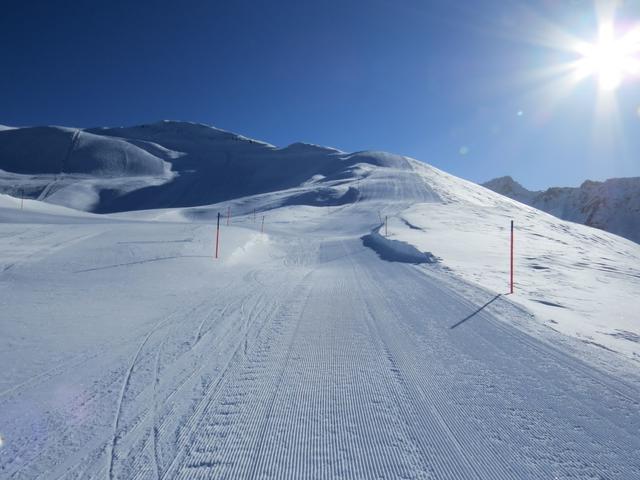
[385,216,388,237]
[510,220,514,294]
[261,216,265,234]
[227,206,231,226]
[215,212,221,259]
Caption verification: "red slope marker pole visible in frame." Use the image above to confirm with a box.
[510,220,514,294]
[215,212,221,259]
[227,206,231,226]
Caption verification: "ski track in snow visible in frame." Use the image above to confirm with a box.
[0,162,639,479]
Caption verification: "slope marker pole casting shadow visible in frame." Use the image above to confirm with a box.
[450,294,502,329]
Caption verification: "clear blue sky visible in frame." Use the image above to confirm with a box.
[1,0,639,189]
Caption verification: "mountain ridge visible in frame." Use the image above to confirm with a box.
[0,121,408,213]
[482,175,640,244]
[2,120,638,245]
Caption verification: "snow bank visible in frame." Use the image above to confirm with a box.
[362,226,438,264]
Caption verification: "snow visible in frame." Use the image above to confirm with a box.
[393,160,640,362]
[483,175,640,244]
[0,193,107,223]
[362,225,438,264]
[0,123,639,478]
[0,127,170,176]
[0,125,176,212]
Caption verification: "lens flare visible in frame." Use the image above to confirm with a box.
[573,24,640,91]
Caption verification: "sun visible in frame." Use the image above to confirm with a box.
[573,23,640,91]
[509,3,639,155]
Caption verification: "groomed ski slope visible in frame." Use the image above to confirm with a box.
[1,158,639,479]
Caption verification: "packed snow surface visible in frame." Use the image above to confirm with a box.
[0,124,639,479]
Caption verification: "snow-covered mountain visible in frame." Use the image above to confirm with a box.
[483,175,640,244]
[0,121,386,213]
[1,120,639,478]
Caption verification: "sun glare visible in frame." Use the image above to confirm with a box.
[511,5,640,164]
[573,23,640,91]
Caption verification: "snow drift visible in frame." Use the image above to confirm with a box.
[362,226,438,264]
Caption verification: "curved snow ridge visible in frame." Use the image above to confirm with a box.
[121,138,186,161]
[345,151,413,169]
[282,185,359,207]
[278,142,344,154]
[361,226,438,264]
[0,126,169,176]
[88,120,276,150]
